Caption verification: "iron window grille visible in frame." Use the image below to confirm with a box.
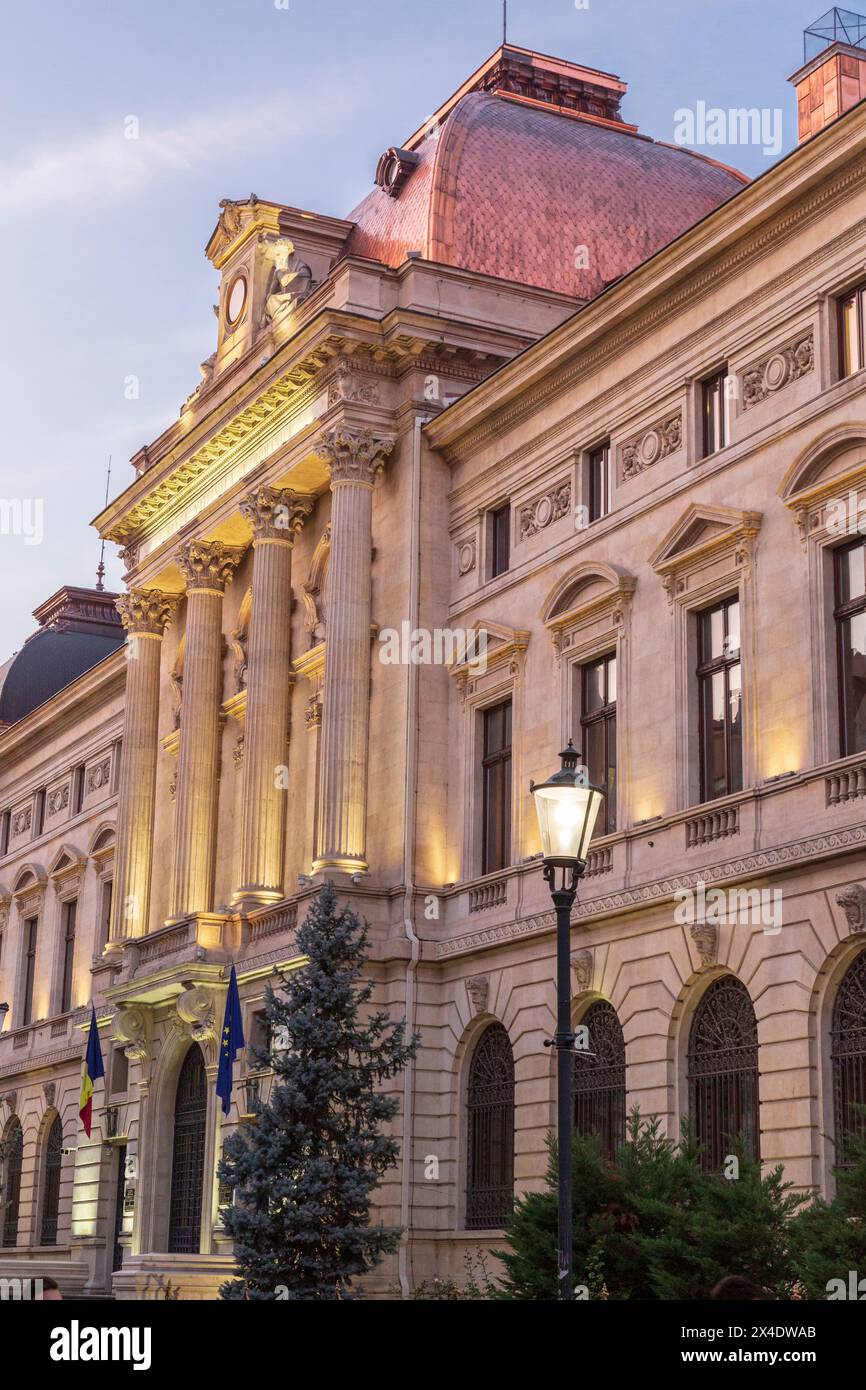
[831,949,866,1170]
[40,1115,63,1246]
[167,1046,207,1255]
[465,1022,515,1230]
[687,976,759,1171]
[573,1001,626,1158]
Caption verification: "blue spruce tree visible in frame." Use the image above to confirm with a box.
[219,883,418,1300]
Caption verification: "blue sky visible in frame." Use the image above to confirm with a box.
[0,0,832,654]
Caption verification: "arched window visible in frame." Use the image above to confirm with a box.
[573,1001,626,1157]
[2,1118,23,1248]
[465,1022,514,1230]
[40,1115,63,1246]
[688,976,759,1170]
[831,949,866,1170]
[168,1046,207,1254]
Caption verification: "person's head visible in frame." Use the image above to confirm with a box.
[710,1275,767,1301]
[39,1276,62,1301]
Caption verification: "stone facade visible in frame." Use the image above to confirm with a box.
[2,41,866,1299]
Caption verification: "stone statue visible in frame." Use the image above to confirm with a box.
[263,239,313,324]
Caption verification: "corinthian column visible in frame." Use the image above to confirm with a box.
[169,539,243,921]
[110,591,179,941]
[235,486,314,906]
[314,427,394,873]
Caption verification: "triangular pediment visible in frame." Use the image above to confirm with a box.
[650,505,762,574]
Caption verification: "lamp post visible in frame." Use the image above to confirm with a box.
[531,739,605,1302]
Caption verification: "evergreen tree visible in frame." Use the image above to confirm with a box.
[789,1122,866,1298]
[498,1112,805,1300]
[219,883,418,1300]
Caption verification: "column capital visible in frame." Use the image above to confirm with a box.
[317,427,395,487]
[240,485,315,542]
[177,538,245,593]
[115,588,180,636]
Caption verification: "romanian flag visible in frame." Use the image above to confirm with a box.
[79,1005,105,1138]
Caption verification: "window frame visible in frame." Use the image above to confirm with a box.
[587,441,611,524]
[579,653,617,836]
[480,700,512,876]
[838,280,866,380]
[22,916,38,1026]
[833,537,866,757]
[59,897,77,1015]
[700,366,729,458]
[696,596,743,803]
[487,503,511,580]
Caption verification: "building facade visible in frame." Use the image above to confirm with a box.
[2,33,866,1298]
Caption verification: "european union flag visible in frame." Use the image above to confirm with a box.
[216,964,245,1116]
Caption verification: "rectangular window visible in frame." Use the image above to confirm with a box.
[834,539,866,755]
[99,878,113,951]
[60,899,77,1014]
[34,790,46,838]
[481,701,512,875]
[580,654,617,835]
[697,598,743,801]
[22,918,38,1026]
[111,1047,129,1096]
[488,504,510,579]
[701,368,728,457]
[0,810,9,857]
[73,765,86,815]
[588,443,611,523]
[839,282,866,379]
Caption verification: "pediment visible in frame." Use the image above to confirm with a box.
[448,618,529,681]
[48,844,85,879]
[779,426,866,508]
[542,563,636,627]
[650,505,761,574]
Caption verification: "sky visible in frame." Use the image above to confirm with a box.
[0,0,836,655]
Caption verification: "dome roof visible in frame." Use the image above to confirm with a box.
[346,48,748,299]
[0,587,124,728]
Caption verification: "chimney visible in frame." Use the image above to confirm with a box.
[790,7,866,142]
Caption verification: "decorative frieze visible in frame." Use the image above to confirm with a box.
[327,358,381,407]
[620,413,682,480]
[86,758,112,794]
[46,785,69,817]
[741,332,814,409]
[12,806,32,837]
[518,480,571,540]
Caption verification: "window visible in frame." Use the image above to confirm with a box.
[73,765,86,816]
[488,504,510,579]
[34,790,46,838]
[580,654,617,834]
[697,598,742,801]
[248,1008,270,1069]
[688,976,759,1170]
[2,1118,23,1247]
[834,540,866,756]
[839,280,866,378]
[111,1047,129,1097]
[481,701,512,875]
[465,1023,514,1230]
[59,899,77,1015]
[98,879,113,951]
[168,1046,207,1254]
[588,442,611,523]
[701,367,728,457]
[22,917,38,1026]
[831,950,866,1171]
[40,1115,63,1246]
[0,810,9,857]
[573,1001,626,1158]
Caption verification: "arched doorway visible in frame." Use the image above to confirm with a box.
[167,1046,207,1254]
[687,976,759,1169]
[1,1118,23,1247]
[831,949,866,1170]
[465,1022,514,1230]
[573,1000,627,1158]
[40,1114,63,1246]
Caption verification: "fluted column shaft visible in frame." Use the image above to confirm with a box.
[169,540,243,920]
[236,487,313,904]
[315,428,393,873]
[110,591,179,941]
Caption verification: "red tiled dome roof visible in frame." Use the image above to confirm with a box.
[347,89,747,299]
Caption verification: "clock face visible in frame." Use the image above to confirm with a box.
[226,274,247,327]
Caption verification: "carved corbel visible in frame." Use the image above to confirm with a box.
[176,985,217,1043]
[466,975,490,1016]
[571,948,594,995]
[113,1003,149,1062]
[690,921,719,966]
[836,884,866,934]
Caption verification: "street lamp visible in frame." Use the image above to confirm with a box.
[531,739,605,1302]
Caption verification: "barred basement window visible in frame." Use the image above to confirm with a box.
[465,1022,514,1230]
[573,1001,626,1158]
[688,976,759,1170]
[1,1118,23,1247]
[831,950,866,1171]
[40,1115,63,1246]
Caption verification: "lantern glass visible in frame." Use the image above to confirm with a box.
[533,782,604,864]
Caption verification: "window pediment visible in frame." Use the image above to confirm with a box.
[780,428,866,545]
[650,504,761,605]
[542,563,636,662]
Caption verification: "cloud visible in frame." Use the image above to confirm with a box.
[0,85,345,213]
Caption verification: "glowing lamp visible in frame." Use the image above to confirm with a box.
[530,740,604,865]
